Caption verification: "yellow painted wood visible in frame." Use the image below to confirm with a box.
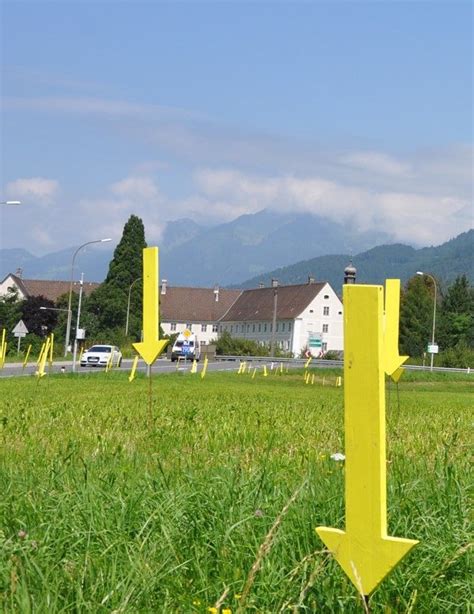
[316,283,418,595]
[22,344,32,370]
[128,355,139,382]
[0,329,5,367]
[305,355,312,368]
[48,333,54,368]
[383,279,408,377]
[200,356,208,379]
[35,337,50,378]
[191,359,198,374]
[263,365,268,377]
[133,247,168,365]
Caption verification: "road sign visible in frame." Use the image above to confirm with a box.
[308,333,322,348]
[427,343,439,354]
[12,320,28,337]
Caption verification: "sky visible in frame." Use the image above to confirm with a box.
[1,0,472,255]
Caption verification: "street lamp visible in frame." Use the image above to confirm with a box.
[270,278,279,357]
[64,238,111,356]
[72,273,85,373]
[0,200,21,205]
[416,271,438,371]
[125,277,141,336]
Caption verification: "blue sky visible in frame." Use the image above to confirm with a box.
[1,1,472,254]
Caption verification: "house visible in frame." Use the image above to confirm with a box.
[159,282,242,345]
[0,273,100,302]
[219,278,343,356]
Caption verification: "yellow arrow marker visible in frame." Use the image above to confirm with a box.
[305,355,312,368]
[133,247,168,365]
[316,284,418,596]
[200,355,208,379]
[311,373,315,385]
[36,337,50,378]
[22,344,32,370]
[37,342,46,365]
[252,367,257,379]
[383,279,408,379]
[263,365,268,377]
[128,355,139,382]
[191,359,197,374]
[0,329,5,367]
[0,342,7,368]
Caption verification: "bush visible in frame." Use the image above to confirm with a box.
[438,341,474,369]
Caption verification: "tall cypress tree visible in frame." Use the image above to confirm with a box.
[438,275,474,349]
[87,215,147,337]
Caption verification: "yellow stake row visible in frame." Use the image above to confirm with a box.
[0,329,6,368]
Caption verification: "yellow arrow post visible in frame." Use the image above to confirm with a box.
[316,283,418,596]
[133,247,168,365]
[128,355,139,382]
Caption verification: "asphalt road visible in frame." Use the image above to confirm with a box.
[0,358,246,378]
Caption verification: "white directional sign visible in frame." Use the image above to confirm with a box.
[12,320,29,338]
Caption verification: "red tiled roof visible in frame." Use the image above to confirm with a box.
[160,287,242,322]
[221,282,326,321]
[17,277,99,302]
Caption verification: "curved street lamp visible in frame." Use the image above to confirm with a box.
[64,238,111,356]
[416,271,438,371]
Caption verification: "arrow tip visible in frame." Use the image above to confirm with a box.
[316,527,418,595]
[132,339,168,365]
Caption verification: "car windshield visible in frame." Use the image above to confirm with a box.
[88,346,111,353]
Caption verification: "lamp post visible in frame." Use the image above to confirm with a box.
[125,277,141,336]
[270,278,279,357]
[416,271,438,371]
[64,238,111,356]
[72,273,84,373]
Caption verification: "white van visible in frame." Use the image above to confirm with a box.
[171,330,201,362]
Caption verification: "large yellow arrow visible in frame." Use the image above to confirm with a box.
[132,247,168,365]
[383,279,408,379]
[316,283,418,595]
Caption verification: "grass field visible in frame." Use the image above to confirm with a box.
[0,369,472,613]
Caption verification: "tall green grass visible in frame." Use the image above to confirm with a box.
[0,371,472,612]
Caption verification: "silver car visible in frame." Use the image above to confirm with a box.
[80,345,122,368]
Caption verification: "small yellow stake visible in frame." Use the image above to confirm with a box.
[316,283,418,596]
[305,355,312,368]
[280,362,283,374]
[191,359,197,374]
[36,337,50,378]
[106,354,113,372]
[263,365,268,377]
[0,342,7,368]
[0,329,5,367]
[79,346,84,363]
[132,247,169,365]
[37,342,46,365]
[311,373,315,385]
[128,355,139,382]
[200,356,208,379]
[22,344,32,371]
[252,367,257,379]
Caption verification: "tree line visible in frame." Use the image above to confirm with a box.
[0,215,473,367]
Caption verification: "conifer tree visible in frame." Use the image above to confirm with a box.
[399,275,434,357]
[438,275,474,349]
[87,215,146,337]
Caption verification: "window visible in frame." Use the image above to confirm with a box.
[201,324,207,333]
[241,324,245,333]
[276,323,279,332]
[212,324,218,332]
[247,324,250,332]
[324,294,329,299]
[186,323,192,330]
[252,324,256,332]
[258,323,261,332]
[322,342,328,352]
[323,306,330,316]
[230,325,233,333]
[338,311,342,316]
[281,322,285,332]
[323,324,329,333]
[170,322,177,331]
[309,309,314,313]
[264,323,267,332]
[288,322,292,331]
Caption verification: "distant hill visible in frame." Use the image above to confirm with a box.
[234,230,474,292]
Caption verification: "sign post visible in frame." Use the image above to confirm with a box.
[316,280,418,596]
[12,320,29,353]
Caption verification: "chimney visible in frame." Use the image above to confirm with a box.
[308,275,315,284]
[15,267,23,279]
[259,281,265,288]
[214,284,219,302]
[161,279,167,295]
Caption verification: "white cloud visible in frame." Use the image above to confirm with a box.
[193,168,471,246]
[6,177,59,204]
[340,151,411,177]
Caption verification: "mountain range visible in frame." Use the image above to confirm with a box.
[0,210,471,290]
[235,229,473,291]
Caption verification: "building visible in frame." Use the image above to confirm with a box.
[0,273,99,302]
[220,278,343,356]
[159,282,242,345]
